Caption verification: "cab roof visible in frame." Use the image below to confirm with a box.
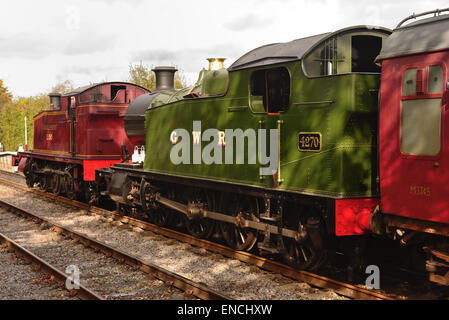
[228,25,391,71]
[62,82,149,97]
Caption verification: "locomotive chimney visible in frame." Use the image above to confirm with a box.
[152,66,177,91]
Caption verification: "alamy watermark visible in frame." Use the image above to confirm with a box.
[66,5,81,31]
[169,121,278,175]
[365,265,380,289]
[65,265,80,290]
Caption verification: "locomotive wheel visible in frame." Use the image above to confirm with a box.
[282,236,318,270]
[140,181,153,214]
[51,174,61,195]
[66,178,77,200]
[38,175,45,190]
[24,160,36,188]
[25,171,36,188]
[25,175,34,188]
[220,194,259,251]
[151,187,175,227]
[84,181,96,205]
[282,217,326,271]
[140,181,168,225]
[170,211,185,229]
[184,190,215,239]
[39,174,51,192]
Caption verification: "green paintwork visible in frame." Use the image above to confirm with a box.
[143,28,388,199]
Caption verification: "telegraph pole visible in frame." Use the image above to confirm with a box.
[24,116,28,151]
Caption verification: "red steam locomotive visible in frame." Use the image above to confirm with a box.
[17,82,149,202]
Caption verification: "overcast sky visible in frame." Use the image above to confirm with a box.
[1,0,448,97]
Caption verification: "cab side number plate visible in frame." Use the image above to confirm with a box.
[298,132,321,152]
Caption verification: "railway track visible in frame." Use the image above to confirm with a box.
[0,172,392,300]
[0,234,86,300]
[0,231,102,300]
[0,169,25,185]
[0,196,230,300]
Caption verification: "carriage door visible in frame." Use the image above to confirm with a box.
[396,59,448,223]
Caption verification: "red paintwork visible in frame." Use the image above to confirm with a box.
[75,105,130,159]
[20,82,149,181]
[379,50,449,226]
[334,198,380,236]
[18,157,27,172]
[83,159,120,181]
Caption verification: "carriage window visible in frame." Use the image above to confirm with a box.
[250,67,290,114]
[402,68,417,96]
[401,99,441,156]
[400,67,442,156]
[428,66,444,94]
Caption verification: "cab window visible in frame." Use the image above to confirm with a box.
[249,67,290,114]
[49,94,61,110]
[70,96,76,108]
[303,33,385,77]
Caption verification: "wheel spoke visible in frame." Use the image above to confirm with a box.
[219,195,259,251]
[282,217,326,271]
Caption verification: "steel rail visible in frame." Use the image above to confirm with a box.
[0,231,103,300]
[0,177,393,300]
[0,197,231,300]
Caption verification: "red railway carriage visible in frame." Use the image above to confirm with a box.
[18,82,149,201]
[377,11,449,284]
[378,14,449,229]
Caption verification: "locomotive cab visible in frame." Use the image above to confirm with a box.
[302,27,384,76]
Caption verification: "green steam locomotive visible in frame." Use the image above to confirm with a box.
[96,25,391,271]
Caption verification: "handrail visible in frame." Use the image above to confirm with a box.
[396,8,449,28]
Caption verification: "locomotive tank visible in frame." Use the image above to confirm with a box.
[124,65,230,146]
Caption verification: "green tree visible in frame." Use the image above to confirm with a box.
[0,94,48,151]
[0,80,12,105]
[51,80,75,95]
[128,61,188,91]
[0,78,52,151]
